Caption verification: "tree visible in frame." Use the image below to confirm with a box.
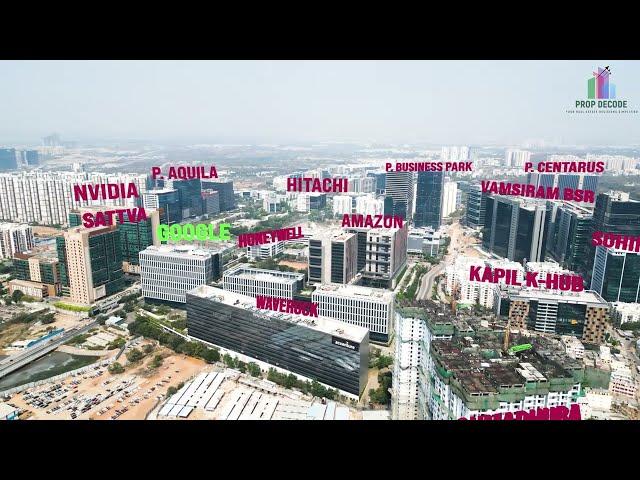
[150,354,163,369]
[202,348,220,364]
[376,355,393,370]
[247,362,261,377]
[123,302,135,313]
[223,353,236,368]
[126,348,144,363]
[142,344,154,355]
[4,295,12,305]
[237,361,247,374]
[167,386,178,396]
[108,362,125,374]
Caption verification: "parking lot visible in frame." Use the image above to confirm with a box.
[9,343,207,420]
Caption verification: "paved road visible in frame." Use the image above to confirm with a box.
[417,263,445,300]
[0,320,99,379]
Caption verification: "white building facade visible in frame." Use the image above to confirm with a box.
[140,245,215,303]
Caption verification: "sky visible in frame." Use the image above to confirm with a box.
[0,60,639,146]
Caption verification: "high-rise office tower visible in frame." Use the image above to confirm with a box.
[140,245,220,304]
[587,191,640,278]
[345,224,408,289]
[591,247,640,303]
[308,230,358,285]
[367,172,386,195]
[202,190,220,216]
[465,184,487,229]
[384,171,414,222]
[57,225,125,305]
[527,172,599,196]
[24,150,39,166]
[546,202,593,274]
[166,178,203,218]
[201,181,235,211]
[483,196,549,263]
[0,223,34,258]
[68,207,160,274]
[414,171,444,229]
[0,149,18,171]
[143,188,182,226]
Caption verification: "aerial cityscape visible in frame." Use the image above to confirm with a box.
[1,60,639,422]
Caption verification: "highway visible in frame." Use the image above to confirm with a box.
[0,320,99,380]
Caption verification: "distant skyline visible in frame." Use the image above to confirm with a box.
[0,60,639,146]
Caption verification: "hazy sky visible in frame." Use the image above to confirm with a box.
[1,60,639,146]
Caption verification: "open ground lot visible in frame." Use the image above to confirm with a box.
[8,341,206,420]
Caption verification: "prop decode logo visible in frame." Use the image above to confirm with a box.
[567,66,637,114]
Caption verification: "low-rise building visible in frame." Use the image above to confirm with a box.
[312,284,395,344]
[223,265,304,299]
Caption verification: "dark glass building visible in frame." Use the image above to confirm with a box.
[465,183,487,229]
[587,192,640,278]
[186,286,369,397]
[414,171,444,229]
[591,248,640,303]
[367,172,386,195]
[384,171,414,221]
[546,202,593,274]
[168,179,203,218]
[483,196,549,263]
[143,189,182,226]
[201,181,236,211]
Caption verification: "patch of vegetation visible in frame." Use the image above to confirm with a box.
[267,368,339,400]
[369,371,392,406]
[127,316,220,363]
[54,302,91,312]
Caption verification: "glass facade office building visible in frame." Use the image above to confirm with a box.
[483,196,549,263]
[414,171,444,229]
[591,247,640,303]
[186,286,369,397]
[465,184,486,229]
[587,191,640,277]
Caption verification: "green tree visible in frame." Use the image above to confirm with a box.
[126,348,144,363]
[108,362,125,374]
[376,355,393,369]
[11,290,24,303]
[142,344,154,355]
[167,386,178,396]
[4,295,12,305]
[223,353,236,368]
[237,361,247,373]
[150,354,163,369]
[247,362,261,377]
[202,348,220,364]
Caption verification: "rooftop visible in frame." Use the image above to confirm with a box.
[187,285,368,343]
[431,333,583,396]
[506,287,608,305]
[140,245,215,258]
[312,283,395,302]
[223,265,305,283]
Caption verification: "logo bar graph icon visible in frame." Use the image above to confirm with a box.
[588,67,616,99]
